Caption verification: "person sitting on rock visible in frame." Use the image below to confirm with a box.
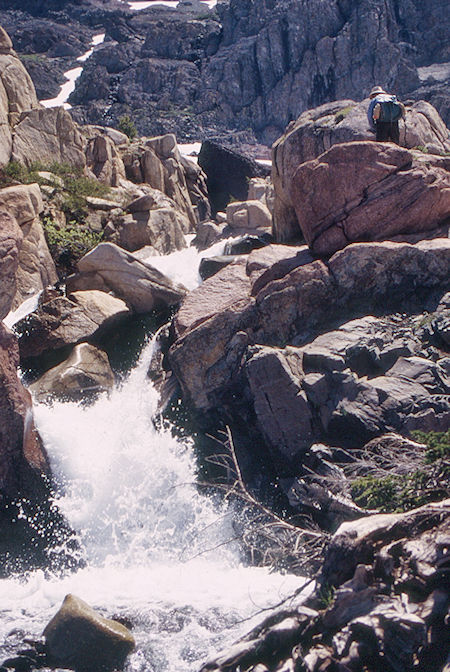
[367,85,405,144]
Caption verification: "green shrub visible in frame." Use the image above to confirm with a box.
[118,115,137,140]
[61,174,110,222]
[411,429,450,463]
[42,217,103,268]
[2,160,45,184]
[318,583,336,609]
[19,53,46,64]
[2,160,111,223]
[351,465,448,513]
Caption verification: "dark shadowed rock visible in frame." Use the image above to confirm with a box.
[199,255,238,281]
[198,141,269,215]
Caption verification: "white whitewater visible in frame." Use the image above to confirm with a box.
[0,248,304,671]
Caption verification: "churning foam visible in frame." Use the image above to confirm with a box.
[0,338,305,671]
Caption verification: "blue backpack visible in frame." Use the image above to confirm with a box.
[375,95,403,122]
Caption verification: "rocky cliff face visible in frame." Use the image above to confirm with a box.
[0,0,448,144]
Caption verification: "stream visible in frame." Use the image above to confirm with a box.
[0,242,305,672]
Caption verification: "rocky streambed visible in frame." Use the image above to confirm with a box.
[0,18,449,672]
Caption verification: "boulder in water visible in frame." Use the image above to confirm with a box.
[43,594,135,672]
[29,343,115,402]
[66,242,187,313]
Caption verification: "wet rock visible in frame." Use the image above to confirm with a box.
[224,233,273,256]
[29,343,114,402]
[199,255,238,281]
[66,242,187,313]
[43,594,135,672]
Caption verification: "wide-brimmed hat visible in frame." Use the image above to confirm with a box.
[369,85,386,98]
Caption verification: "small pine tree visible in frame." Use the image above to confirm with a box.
[118,114,137,140]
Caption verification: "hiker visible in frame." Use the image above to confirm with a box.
[367,86,405,144]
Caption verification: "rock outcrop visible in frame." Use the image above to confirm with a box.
[12,106,86,169]
[272,99,450,242]
[169,240,450,466]
[289,142,450,256]
[85,133,126,187]
[0,25,39,164]
[0,322,49,498]
[0,183,57,308]
[203,498,450,672]
[0,211,23,319]
[123,133,198,227]
[22,0,445,146]
[107,189,189,255]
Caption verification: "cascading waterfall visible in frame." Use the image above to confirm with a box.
[0,244,305,672]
